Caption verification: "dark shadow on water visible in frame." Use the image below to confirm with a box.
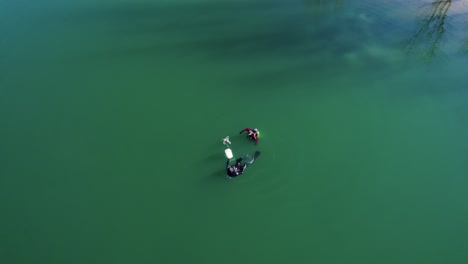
[55,1,383,82]
[43,0,428,93]
[462,20,468,54]
[206,152,223,162]
[57,1,334,89]
[60,0,310,60]
[405,0,453,62]
[201,169,229,185]
[209,169,227,179]
[305,0,344,14]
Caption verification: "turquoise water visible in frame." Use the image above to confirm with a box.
[1,0,468,263]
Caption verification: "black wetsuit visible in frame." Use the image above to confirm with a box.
[226,158,247,177]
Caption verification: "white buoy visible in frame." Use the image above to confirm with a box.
[225,148,233,159]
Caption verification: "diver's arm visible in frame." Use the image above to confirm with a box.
[240,128,250,134]
[238,164,247,174]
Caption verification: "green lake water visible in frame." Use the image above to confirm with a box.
[1,0,468,263]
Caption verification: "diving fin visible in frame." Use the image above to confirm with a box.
[253,151,261,159]
[248,151,261,164]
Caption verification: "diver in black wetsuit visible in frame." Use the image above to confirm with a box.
[226,151,261,177]
[226,158,247,177]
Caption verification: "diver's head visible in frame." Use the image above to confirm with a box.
[254,128,259,133]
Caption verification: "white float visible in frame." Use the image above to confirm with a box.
[225,148,233,159]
